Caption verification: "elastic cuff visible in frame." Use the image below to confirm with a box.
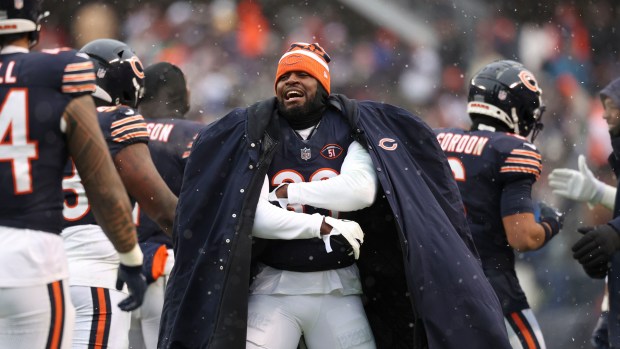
[600,184,617,210]
[286,182,301,205]
[590,181,605,205]
[119,244,144,267]
[310,213,326,239]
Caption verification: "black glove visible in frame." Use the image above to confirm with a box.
[572,225,620,279]
[116,264,148,311]
[592,311,610,349]
[537,202,564,242]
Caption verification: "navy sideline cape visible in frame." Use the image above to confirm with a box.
[159,95,510,349]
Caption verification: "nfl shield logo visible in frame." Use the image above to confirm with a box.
[300,147,311,161]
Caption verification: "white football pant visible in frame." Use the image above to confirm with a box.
[505,308,546,349]
[246,293,375,349]
[0,280,75,349]
[70,286,130,349]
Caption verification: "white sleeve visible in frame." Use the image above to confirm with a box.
[252,176,323,240]
[599,184,617,211]
[286,141,378,211]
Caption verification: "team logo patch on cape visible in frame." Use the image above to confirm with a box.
[300,147,311,161]
[378,138,398,151]
[320,144,343,159]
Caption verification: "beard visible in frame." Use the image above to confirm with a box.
[277,85,328,129]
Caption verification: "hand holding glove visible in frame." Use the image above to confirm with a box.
[572,225,620,279]
[323,216,364,259]
[548,155,616,209]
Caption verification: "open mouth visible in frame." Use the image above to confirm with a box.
[285,89,304,101]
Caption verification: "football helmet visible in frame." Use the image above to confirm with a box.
[0,0,49,46]
[467,60,545,141]
[79,38,145,108]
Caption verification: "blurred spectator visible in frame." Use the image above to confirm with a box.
[71,2,119,48]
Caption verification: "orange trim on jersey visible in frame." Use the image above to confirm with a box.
[151,245,169,280]
[510,149,542,160]
[113,131,150,142]
[62,72,96,82]
[510,312,537,349]
[500,166,541,178]
[110,123,148,137]
[111,115,144,128]
[62,84,96,93]
[271,168,305,186]
[94,288,108,348]
[309,167,338,181]
[48,281,64,349]
[182,150,191,158]
[64,61,94,72]
[505,157,542,169]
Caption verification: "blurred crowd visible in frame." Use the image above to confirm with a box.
[39,0,620,347]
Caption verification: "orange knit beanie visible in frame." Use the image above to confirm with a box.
[275,42,331,94]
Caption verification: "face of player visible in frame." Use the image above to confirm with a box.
[275,71,319,115]
[603,97,620,133]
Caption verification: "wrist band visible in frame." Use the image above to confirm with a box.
[119,244,144,267]
[541,218,560,244]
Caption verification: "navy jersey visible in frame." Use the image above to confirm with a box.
[435,127,542,312]
[434,128,542,268]
[62,105,149,227]
[255,109,355,272]
[136,118,203,246]
[0,48,95,234]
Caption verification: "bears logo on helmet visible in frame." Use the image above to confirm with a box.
[79,38,145,108]
[467,60,545,141]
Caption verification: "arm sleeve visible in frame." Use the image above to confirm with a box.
[286,141,378,211]
[500,178,535,217]
[252,176,323,240]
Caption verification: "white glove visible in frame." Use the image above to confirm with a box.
[268,183,289,209]
[323,216,364,260]
[548,155,616,210]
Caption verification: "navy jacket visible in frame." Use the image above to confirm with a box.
[159,95,510,349]
[606,135,620,348]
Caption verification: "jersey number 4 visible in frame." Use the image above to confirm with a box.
[0,89,38,194]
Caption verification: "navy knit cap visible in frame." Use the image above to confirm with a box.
[600,77,620,108]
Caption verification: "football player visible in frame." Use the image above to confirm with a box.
[160,42,511,349]
[61,39,177,348]
[246,43,378,348]
[0,1,146,348]
[128,62,204,349]
[434,60,563,349]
